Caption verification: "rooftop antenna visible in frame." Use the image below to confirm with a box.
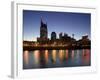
[41,16,43,24]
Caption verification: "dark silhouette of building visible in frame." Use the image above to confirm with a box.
[64,33,68,38]
[77,35,90,46]
[37,18,49,44]
[40,18,48,39]
[51,32,56,40]
[82,35,88,40]
[59,32,63,39]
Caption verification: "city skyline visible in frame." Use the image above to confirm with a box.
[23,10,91,41]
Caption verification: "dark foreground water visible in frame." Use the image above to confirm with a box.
[23,49,90,69]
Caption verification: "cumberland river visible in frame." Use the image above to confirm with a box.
[23,49,90,69]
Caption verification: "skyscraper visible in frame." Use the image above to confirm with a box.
[59,32,63,39]
[51,32,56,40]
[40,18,48,39]
[37,18,49,43]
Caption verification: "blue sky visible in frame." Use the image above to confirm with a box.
[23,10,91,41]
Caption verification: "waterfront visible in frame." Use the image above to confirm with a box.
[23,49,90,69]
[23,10,91,69]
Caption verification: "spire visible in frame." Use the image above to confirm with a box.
[41,16,43,25]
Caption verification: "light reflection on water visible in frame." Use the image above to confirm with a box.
[33,50,40,64]
[23,50,29,65]
[52,50,56,64]
[23,49,90,69]
[44,50,49,64]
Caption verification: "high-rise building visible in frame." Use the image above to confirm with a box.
[37,18,49,43]
[51,32,56,40]
[64,33,68,38]
[40,18,48,39]
[59,32,63,39]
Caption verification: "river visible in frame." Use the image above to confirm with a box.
[23,49,90,69]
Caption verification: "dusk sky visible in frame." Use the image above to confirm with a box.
[23,10,91,41]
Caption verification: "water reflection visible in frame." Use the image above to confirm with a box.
[71,50,75,62]
[44,50,49,64]
[59,50,64,63]
[82,49,90,65]
[52,50,57,64]
[66,50,68,60]
[33,50,40,64]
[23,50,29,65]
[23,49,91,69]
